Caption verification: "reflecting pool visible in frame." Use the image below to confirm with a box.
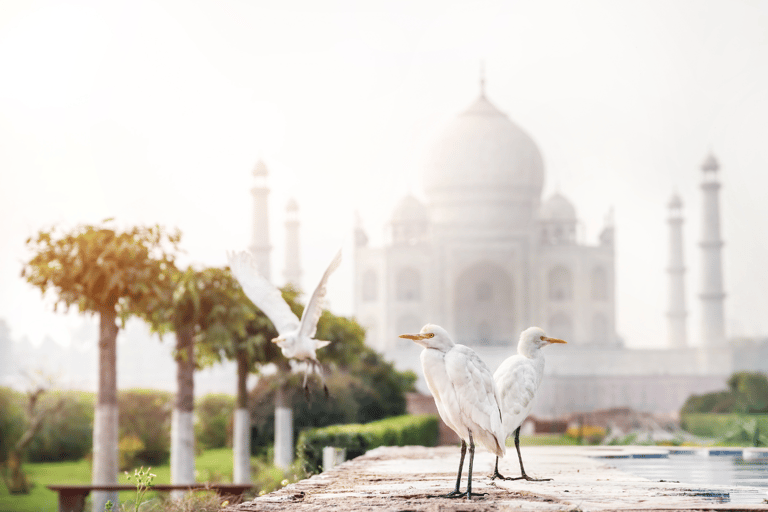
[603,449,768,504]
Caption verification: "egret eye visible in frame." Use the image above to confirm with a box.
[427,333,435,338]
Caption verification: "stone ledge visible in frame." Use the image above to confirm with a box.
[228,445,768,511]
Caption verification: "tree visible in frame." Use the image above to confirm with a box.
[22,222,179,511]
[0,378,64,494]
[140,265,255,492]
[191,267,264,483]
[196,274,287,480]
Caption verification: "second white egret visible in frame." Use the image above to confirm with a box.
[491,326,566,481]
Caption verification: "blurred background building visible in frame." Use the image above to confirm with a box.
[352,84,768,417]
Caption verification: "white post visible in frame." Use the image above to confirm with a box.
[273,406,294,469]
[322,447,346,471]
[171,409,195,500]
[233,408,251,483]
[91,405,118,512]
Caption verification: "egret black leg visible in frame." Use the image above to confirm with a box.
[314,360,330,398]
[439,440,466,498]
[490,455,508,480]
[302,368,311,402]
[464,431,487,500]
[509,426,552,482]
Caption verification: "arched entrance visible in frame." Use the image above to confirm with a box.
[454,262,514,346]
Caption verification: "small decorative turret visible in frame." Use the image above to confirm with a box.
[599,207,615,247]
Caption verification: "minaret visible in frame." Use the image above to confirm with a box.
[250,160,271,280]
[666,194,688,348]
[699,153,726,347]
[283,198,302,289]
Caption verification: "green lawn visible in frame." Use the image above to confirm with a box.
[519,434,580,446]
[0,449,250,512]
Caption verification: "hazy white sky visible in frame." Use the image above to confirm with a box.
[1,0,767,350]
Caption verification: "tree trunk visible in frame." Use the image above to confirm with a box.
[273,382,294,469]
[233,347,251,483]
[92,309,119,512]
[171,323,195,499]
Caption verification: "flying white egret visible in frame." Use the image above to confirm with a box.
[227,248,342,398]
[491,326,566,481]
[399,324,505,500]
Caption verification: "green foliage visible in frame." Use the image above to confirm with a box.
[681,390,735,414]
[249,367,415,457]
[195,394,235,450]
[22,222,180,320]
[296,414,439,474]
[118,390,172,466]
[728,371,768,413]
[682,371,768,414]
[681,413,768,440]
[0,387,25,463]
[26,391,94,463]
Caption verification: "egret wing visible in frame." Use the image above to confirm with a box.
[227,251,300,335]
[298,248,342,339]
[494,355,539,436]
[444,345,505,457]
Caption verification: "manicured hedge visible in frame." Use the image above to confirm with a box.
[296,414,439,474]
[681,413,768,438]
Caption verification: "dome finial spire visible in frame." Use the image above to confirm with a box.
[480,60,486,98]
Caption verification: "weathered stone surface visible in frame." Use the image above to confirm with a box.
[229,446,768,511]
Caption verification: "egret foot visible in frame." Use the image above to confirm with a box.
[490,468,507,480]
[323,384,329,399]
[508,474,552,482]
[437,490,487,499]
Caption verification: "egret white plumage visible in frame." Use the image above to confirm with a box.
[399,324,505,500]
[227,248,342,398]
[491,326,566,481]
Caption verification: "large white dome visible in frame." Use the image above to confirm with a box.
[423,93,545,236]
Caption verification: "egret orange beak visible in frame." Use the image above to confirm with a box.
[271,337,281,344]
[399,333,427,340]
[542,336,567,344]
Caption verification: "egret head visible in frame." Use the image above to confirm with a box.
[271,332,293,348]
[399,324,454,351]
[518,326,566,357]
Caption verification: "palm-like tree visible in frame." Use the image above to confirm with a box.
[23,222,179,512]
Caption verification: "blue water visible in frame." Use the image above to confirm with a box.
[603,450,768,504]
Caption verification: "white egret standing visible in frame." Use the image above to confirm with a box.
[227,248,342,398]
[399,324,505,500]
[491,326,566,481]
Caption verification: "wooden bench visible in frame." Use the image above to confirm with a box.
[47,483,253,512]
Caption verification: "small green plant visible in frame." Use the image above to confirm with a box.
[125,466,156,512]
